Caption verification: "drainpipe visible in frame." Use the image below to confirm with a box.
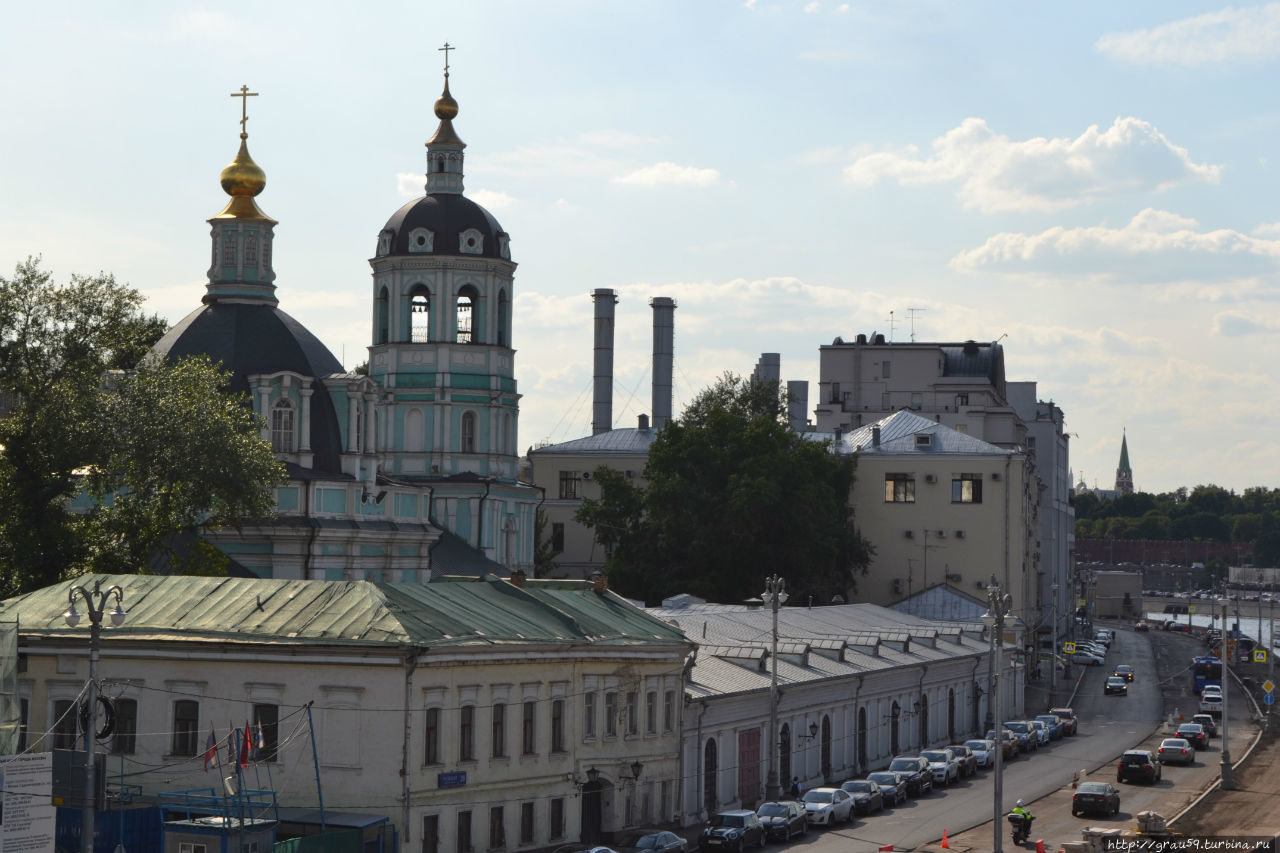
[694,699,708,822]
[1003,454,1012,603]
[917,666,928,748]
[402,648,419,848]
[476,479,492,558]
[676,650,696,826]
[969,655,982,737]
[852,675,863,777]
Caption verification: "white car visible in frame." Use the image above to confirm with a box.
[964,738,995,769]
[1200,686,1223,715]
[1070,651,1104,666]
[801,788,854,826]
[920,748,960,785]
[1029,720,1051,745]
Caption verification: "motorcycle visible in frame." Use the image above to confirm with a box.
[1007,812,1033,844]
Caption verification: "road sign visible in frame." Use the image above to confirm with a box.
[1188,606,1197,614]
[1063,642,1077,655]
[1254,650,1268,664]
[1263,680,1275,694]
[1265,693,1275,706]
[1077,598,1086,607]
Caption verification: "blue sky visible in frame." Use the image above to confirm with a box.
[3,1,1279,494]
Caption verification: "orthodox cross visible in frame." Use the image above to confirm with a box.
[230,85,259,133]
[439,42,454,76]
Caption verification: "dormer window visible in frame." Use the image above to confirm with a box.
[915,434,933,449]
[409,228,434,254]
[271,399,295,453]
[459,228,484,255]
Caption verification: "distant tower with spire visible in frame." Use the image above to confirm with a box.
[1115,431,1134,495]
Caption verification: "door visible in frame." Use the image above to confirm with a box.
[737,728,761,809]
[581,780,604,843]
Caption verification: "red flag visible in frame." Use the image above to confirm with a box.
[240,721,251,768]
[203,726,217,771]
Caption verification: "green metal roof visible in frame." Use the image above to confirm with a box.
[0,574,692,650]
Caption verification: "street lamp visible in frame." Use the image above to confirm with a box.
[761,575,788,801]
[983,579,1012,853]
[64,580,126,853]
[1217,598,1235,790]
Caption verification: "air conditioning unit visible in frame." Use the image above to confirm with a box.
[431,464,440,474]
[990,472,1002,481]
[582,471,593,480]
[955,530,965,539]
[975,580,986,590]
[892,579,904,594]
[946,572,962,582]
[925,474,937,484]
[936,530,947,538]
[625,470,635,479]
[904,529,914,539]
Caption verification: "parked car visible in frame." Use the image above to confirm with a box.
[888,756,934,795]
[1005,721,1038,752]
[1034,714,1064,740]
[755,802,806,841]
[866,771,908,807]
[987,728,1020,758]
[1072,781,1121,817]
[839,779,884,815]
[921,748,960,786]
[1029,719,1052,745]
[801,788,854,826]
[1113,664,1135,682]
[1176,722,1208,749]
[964,738,996,769]
[947,743,979,776]
[1157,738,1195,766]
[1105,676,1129,695]
[1094,631,1113,647]
[700,811,765,852]
[617,831,686,853]
[1117,750,1162,784]
[1050,707,1078,736]
[1192,713,1217,737]
[553,846,617,853]
[1070,650,1105,666]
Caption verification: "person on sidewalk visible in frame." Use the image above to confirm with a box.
[789,777,802,799]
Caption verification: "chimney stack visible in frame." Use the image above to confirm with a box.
[650,297,676,429]
[872,426,881,448]
[592,289,618,436]
[509,568,527,589]
[638,413,650,430]
[591,569,608,595]
[787,380,809,433]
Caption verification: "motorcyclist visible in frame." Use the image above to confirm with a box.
[1011,800,1031,819]
[1009,800,1034,840]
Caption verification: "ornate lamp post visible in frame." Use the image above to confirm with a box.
[1217,598,1235,790]
[983,579,1012,853]
[64,580,126,853]
[761,575,788,801]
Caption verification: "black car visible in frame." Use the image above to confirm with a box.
[615,831,686,853]
[700,811,764,852]
[1116,750,1162,784]
[1176,723,1208,750]
[1113,664,1135,682]
[1192,713,1218,737]
[887,755,934,795]
[839,779,885,814]
[755,802,806,841]
[1004,721,1038,751]
[866,771,908,807]
[1072,781,1120,817]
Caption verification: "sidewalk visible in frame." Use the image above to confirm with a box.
[1170,730,1280,837]
[1024,666,1084,717]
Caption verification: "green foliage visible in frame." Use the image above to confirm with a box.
[575,373,873,605]
[532,509,561,578]
[1074,483,1280,553]
[0,259,284,596]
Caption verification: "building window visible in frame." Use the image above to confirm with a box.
[605,691,618,738]
[645,690,657,735]
[425,707,441,764]
[519,802,534,844]
[885,473,916,503]
[53,699,77,750]
[253,703,279,762]
[460,705,475,761]
[173,700,199,756]
[245,234,258,266]
[910,392,922,410]
[271,400,295,453]
[558,471,580,500]
[497,292,509,347]
[411,290,431,343]
[423,815,440,853]
[492,703,506,758]
[550,523,565,553]
[111,698,137,755]
[489,806,505,850]
[551,699,565,753]
[663,690,675,733]
[952,474,983,504]
[461,411,476,454]
[456,291,475,344]
[550,799,565,840]
[955,393,969,407]
[626,691,638,736]
[583,691,597,740]
[881,391,891,408]
[457,811,473,853]
[222,232,237,266]
[521,701,536,755]
[180,844,207,853]
[882,361,891,379]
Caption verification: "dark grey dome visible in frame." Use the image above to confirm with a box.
[381,194,509,259]
[151,303,346,474]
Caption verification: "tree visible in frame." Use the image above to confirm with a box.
[532,509,561,578]
[576,374,873,605]
[0,259,284,595]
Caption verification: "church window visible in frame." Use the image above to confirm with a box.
[456,289,475,344]
[409,228,434,254]
[410,288,431,343]
[503,413,513,454]
[459,228,484,255]
[497,291,509,347]
[271,399,295,453]
[376,287,390,344]
[245,234,258,266]
[222,232,237,266]
[461,411,476,454]
[262,235,272,268]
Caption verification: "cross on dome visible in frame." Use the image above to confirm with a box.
[230,85,259,137]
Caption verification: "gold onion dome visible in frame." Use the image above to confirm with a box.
[214,132,274,221]
[434,79,459,120]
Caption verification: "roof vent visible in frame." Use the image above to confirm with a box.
[963,340,979,355]
[874,334,886,344]
[856,333,867,344]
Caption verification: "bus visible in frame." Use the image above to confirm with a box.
[1192,656,1222,694]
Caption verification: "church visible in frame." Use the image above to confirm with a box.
[150,67,538,581]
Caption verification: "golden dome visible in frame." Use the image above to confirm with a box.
[213,132,274,222]
[434,79,459,121]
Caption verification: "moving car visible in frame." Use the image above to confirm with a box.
[755,802,806,842]
[1113,664,1135,682]
[947,743,979,776]
[1192,713,1217,737]
[866,771,908,807]
[801,788,854,826]
[888,756,934,795]
[1200,686,1223,716]
[1104,676,1129,695]
[1034,714,1064,740]
[1135,621,1151,632]
[964,738,995,769]
[1117,750,1162,784]
[839,779,884,815]
[1050,707,1079,736]
[1072,781,1121,817]
[700,811,765,852]
[921,748,960,786]
[1157,738,1194,766]
[1176,722,1208,749]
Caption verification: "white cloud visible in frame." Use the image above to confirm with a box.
[1096,3,1280,67]
[951,208,1280,281]
[169,9,241,39]
[844,117,1221,213]
[469,189,516,210]
[611,162,720,188]
[837,3,850,12]
[1213,311,1275,336]
[804,2,821,12]
[396,172,423,198]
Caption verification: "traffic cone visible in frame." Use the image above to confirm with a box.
[1035,840,1046,853]
[941,829,950,849]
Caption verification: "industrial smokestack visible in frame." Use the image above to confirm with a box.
[787,380,809,433]
[650,297,676,429]
[592,289,618,435]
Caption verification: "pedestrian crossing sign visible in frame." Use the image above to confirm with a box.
[1255,650,1268,664]
[1063,642,1077,654]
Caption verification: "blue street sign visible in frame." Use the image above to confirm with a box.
[1264,693,1275,706]
[438,771,468,788]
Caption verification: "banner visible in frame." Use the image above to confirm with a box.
[0,752,55,853]
[0,620,17,756]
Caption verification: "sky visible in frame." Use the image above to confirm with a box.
[2,1,1279,495]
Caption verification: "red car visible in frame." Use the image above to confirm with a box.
[1050,707,1078,736]
[947,744,979,777]
[1135,621,1151,632]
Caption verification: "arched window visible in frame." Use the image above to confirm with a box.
[376,286,389,344]
[271,399,295,453]
[222,232,237,266]
[857,707,868,772]
[919,694,929,747]
[703,739,718,814]
[503,413,513,455]
[890,702,900,755]
[820,715,832,781]
[410,287,430,343]
[456,287,477,344]
[778,724,791,788]
[497,290,509,347]
[405,408,425,453]
[461,411,476,454]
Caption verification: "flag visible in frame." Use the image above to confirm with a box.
[227,723,238,765]
[240,720,251,768]
[203,726,217,771]
[252,723,265,761]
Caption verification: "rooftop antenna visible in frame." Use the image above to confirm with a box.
[906,307,926,343]
[888,310,896,342]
